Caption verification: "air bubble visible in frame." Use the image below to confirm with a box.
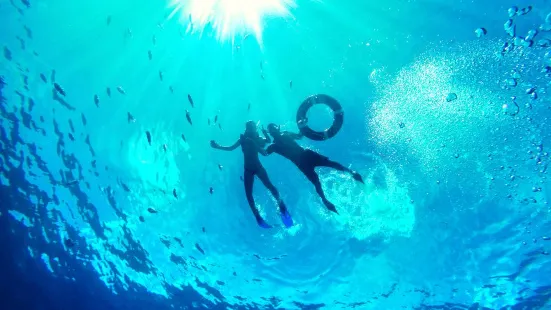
[508,6,518,18]
[446,93,458,102]
[475,28,487,38]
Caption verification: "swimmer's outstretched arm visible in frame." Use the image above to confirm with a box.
[261,127,271,143]
[284,131,303,140]
[210,139,239,151]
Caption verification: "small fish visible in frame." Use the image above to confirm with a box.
[188,94,194,108]
[218,164,223,170]
[202,227,206,233]
[169,86,174,93]
[40,73,47,83]
[81,113,87,126]
[117,86,125,94]
[106,87,111,97]
[54,83,66,96]
[290,80,293,88]
[147,207,158,214]
[120,182,130,192]
[145,131,152,145]
[24,25,33,39]
[214,114,218,123]
[173,188,178,199]
[148,50,152,60]
[64,239,75,248]
[163,144,167,152]
[247,102,251,111]
[181,134,186,142]
[186,110,192,125]
[209,187,214,194]
[3,46,12,61]
[174,237,184,247]
[240,176,244,181]
[261,74,265,80]
[107,15,112,25]
[208,118,211,125]
[159,71,163,81]
[218,123,222,130]
[65,180,78,186]
[195,243,205,254]
[139,216,145,222]
[128,112,136,123]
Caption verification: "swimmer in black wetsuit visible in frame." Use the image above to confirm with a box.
[263,123,364,214]
[210,121,293,228]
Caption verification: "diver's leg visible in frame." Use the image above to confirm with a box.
[256,167,293,227]
[256,167,281,202]
[319,158,364,184]
[302,168,338,214]
[244,169,271,228]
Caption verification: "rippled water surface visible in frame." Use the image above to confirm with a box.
[1,0,551,309]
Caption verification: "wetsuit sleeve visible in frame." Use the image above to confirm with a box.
[213,139,240,151]
[284,132,303,140]
[265,144,275,155]
[262,129,271,143]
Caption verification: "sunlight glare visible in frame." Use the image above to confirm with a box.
[168,0,296,43]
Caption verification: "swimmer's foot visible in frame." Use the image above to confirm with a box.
[323,199,339,214]
[279,206,294,228]
[352,171,364,184]
[256,217,272,229]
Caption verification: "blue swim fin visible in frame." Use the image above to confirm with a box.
[280,210,294,228]
[257,218,272,229]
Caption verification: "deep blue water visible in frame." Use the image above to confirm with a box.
[2,0,551,309]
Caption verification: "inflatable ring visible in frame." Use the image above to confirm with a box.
[296,94,344,141]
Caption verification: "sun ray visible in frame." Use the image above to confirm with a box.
[168,0,296,44]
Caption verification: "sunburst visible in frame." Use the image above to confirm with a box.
[168,0,296,44]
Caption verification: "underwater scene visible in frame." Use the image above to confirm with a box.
[1,0,551,309]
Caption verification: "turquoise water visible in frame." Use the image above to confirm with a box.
[1,0,551,309]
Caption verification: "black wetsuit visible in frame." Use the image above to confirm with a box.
[266,132,356,213]
[240,134,285,222]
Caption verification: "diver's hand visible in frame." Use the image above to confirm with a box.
[210,140,218,148]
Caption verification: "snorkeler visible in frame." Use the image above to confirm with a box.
[210,121,293,228]
[263,123,364,214]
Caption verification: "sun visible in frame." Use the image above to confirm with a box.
[168,0,296,44]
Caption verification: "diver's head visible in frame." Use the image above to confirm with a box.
[267,123,281,136]
[245,120,257,134]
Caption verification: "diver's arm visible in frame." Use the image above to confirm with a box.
[210,139,240,151]
[261,127,271,143]
[285,131,303,140]
[258,146,268,156]
[247,137,270,156]
[263,145,275,156]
